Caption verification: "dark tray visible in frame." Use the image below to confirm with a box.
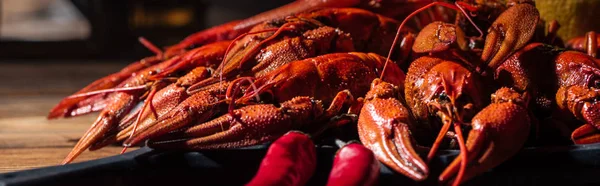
[2,143,600,186]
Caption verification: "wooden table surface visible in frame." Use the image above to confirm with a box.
[0,61,139,173]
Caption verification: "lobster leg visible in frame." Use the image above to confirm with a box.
[439,88,530,185]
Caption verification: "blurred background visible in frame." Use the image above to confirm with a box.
[0,0,293,60]
[1,0,600,60]
[0,0,295,172]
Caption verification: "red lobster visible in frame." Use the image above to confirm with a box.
[356,1,538,185]
[62,41,231,164]
[126,52,404,149]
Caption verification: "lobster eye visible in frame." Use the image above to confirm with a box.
[594,79,600,89]
[438,92,450,102]
[185,43,199,50]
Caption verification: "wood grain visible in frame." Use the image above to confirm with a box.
[0,61,139,173]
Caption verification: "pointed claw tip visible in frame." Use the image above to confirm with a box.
[61,152,77,165]
[60,160,70,165]
[47,110,65,119]
[411,164,429,181]
[123,139,135,147]
[123,135,144,147]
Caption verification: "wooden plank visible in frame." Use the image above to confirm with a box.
[0,115,139,173]
[0,147,127,173]
[0,61,139,173]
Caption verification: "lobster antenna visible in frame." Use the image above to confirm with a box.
[455,1,483,38]
[216,27,287,94]
[67,84,150,99]
[121,84,160,154]
[452,121,468,186]
[225,77,260,114]
[151,50,204,79]
[139,37,163,57]
[381,2,482,80]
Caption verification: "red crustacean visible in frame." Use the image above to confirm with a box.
[493,38,600,146]
[98,14,363,151]
[439,87,531,185]
[126,52,405,149]
[246,131,317,186]
[61,7,415,163]
[187,7,412,91]
[88,67,220,150]
[360,1,539,184]
[51,0,428,121]
[493,43,559,117]
[358,78,428,181]
[405,56,489,184]
[113,7,416,149]
[48,0,600,185]
[62,41,231,164]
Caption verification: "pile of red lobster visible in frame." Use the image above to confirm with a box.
[48,0,600,185]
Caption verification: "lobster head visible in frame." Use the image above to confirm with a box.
[422,60,486,123]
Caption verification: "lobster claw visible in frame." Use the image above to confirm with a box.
[148,97,324,149]
[62,92,141,164]
[358,79,428,181]
[556,85,600,144]
[122,85,229,147]
[482,2,539,69]
[571,101,600,144]
[439,88,530,185]
[358,120,428,181]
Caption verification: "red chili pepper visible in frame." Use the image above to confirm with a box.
[326,142,380,186]
[246,131,316,186]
